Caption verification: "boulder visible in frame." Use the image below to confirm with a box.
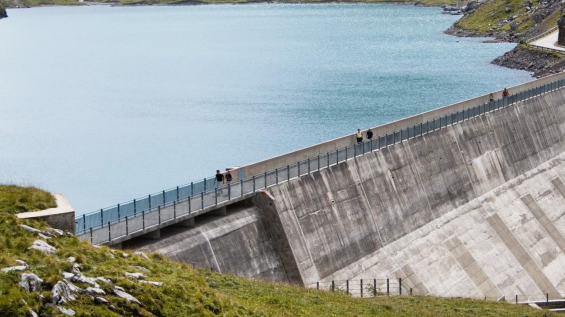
[52,281,76,305]
[67,257,76,263]
[95,277,112,284]
[19,273,43,292]
[133,266,150,273]
[2,265,27,273]
[29,240,57,254]
[140,281,163,287]
[523,0,532,7]
[84,287,106,296]
[15,260,28,267]
[94,297,109,305]
[113,288,141,305]
[20,224,40,233]
[125,272,146,280]
[57,306,76,316]
[133,251,150,260]
[467,1,480,10]
[510,21,520,31]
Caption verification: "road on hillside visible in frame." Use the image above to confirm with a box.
[530,30,565,52]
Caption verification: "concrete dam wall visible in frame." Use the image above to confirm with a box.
[129,82,565,299]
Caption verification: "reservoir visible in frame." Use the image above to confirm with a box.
[0,4,531,215]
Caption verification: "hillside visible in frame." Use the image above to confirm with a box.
[0,187,560,316]
[0,185,56,214]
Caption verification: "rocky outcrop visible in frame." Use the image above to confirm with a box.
[0,4,7,19]
[558,15,565,46]
[492,45,565,77]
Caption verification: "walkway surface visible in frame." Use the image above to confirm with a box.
[530,30,565,52]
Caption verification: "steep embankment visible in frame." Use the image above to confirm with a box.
[493,44,565,76]
[0,209,559,317]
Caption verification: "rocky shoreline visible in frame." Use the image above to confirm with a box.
[0,4,8,19]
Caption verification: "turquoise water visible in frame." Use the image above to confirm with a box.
[0,4,531,215]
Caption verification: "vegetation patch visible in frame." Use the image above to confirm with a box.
[0,185,56,214]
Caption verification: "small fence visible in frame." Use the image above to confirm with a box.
[305,278,563,306]
[526,26,565,55]
[76,78,565,244]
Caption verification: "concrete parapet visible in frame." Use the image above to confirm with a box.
[17,193,75,232]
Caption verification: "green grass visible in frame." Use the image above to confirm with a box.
[0,186,561,317]
[0,185,56,214]
[455,0,537,33]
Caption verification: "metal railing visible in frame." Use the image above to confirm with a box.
[76,78,565,244]
[305,278,562,306]
[526,26,558,43]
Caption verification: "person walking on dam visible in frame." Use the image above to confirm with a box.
[366,128,373,140]
[356,129,363,143]
[225,170,233,184]
[489,93,494,102]
[503,88,509,98]
[215,170,224,188]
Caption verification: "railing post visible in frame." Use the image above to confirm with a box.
[336,149,338,164]
[90,227,93,244]
[176,186,179,201]
[133,199,137,216]
[163,190,165,206]
[117,203,120,220]
[204,178,207,191]
[373,279,377,296]
[149,194,152,210]
[387,278,389,295]
[410,288,412,296]
[253,176,256,192]
[515,294,518,304]
[287,165,290,181]
[345,146,348,160]
[298,161,301,176]
[327,152,330,167]
[82,214,86,232]
[108,222,111,241]
[142,210,145,230]
[317,282,319,290]
[215,188,218,205]
[240,179,243,196]
[126,216,128,235]
[361,279,363,298]
[399,278,402,295]
[174,201,176,219]
[276,168,279,184]
[100,209,104,227]
[547,293,549,305]
[188,196,191,214]
[201,192,204,210]
[308,158,310,174]
[228,183,231,200]
[317,155,320,171]
[331,280,335,292]
[346,280,349,294]
[158,206,161,224]
[264,172,267,188]
[191,182,194,196]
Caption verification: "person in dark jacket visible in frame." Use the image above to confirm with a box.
[215,170,224,188]
[366,128,373,140]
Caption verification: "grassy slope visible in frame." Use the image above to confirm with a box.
[0,209,560,316]
[455,0,536,34]
[0,185,56,214]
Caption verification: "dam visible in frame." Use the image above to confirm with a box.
[77,72,565,300]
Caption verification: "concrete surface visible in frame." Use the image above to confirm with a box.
[17,193,75,232]
[530,31,565,52]
[120,78,565,300]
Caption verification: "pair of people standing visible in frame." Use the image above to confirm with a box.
[215,169,233,188]
[488,88,509,102]
[356,128,373,143]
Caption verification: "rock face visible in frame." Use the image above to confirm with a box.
[492,45,565,77]
[19,273,43,292]
[558,16,565,46]
[52,281,76,305]
[29,240,58,254]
